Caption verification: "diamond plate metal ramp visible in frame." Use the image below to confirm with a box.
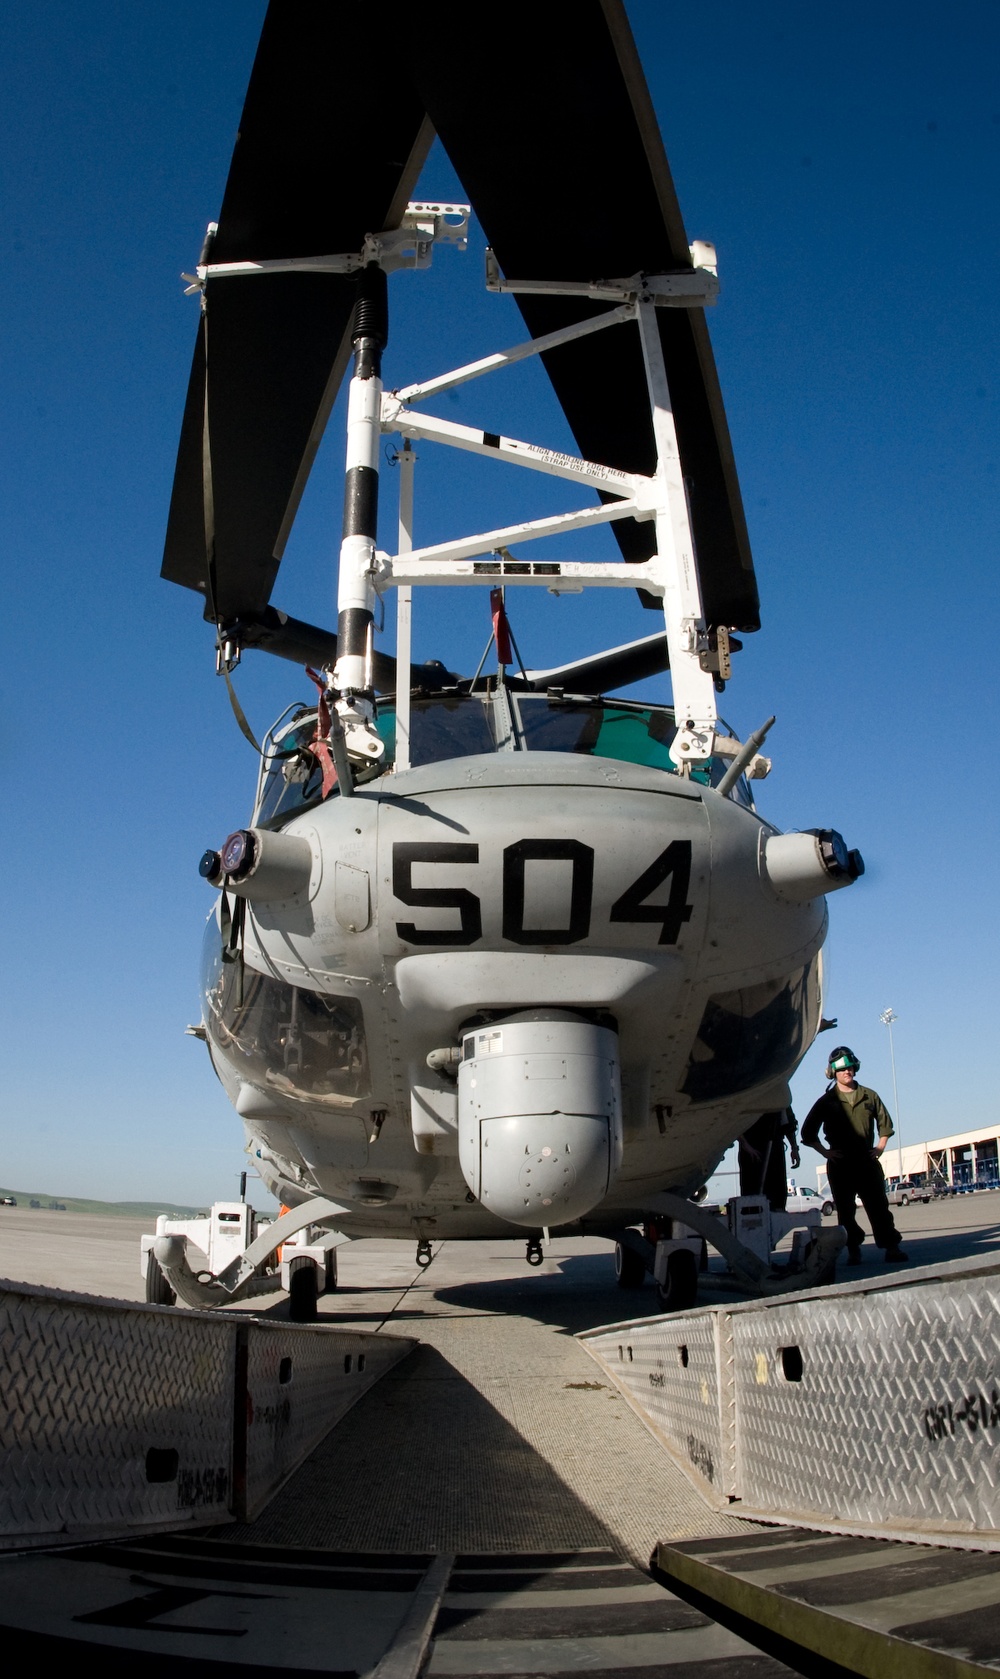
[578,1307,738,1511]
[242,1317,414,1521]
[0,1277,413,1550]
[580,1254,1000,1549]
[655,1527,1000,1679]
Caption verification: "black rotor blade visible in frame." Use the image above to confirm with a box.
[525,633,670,694]
[229,607,458,694]
[162,0,758,643]
[161,5,432,620]
[402,0,758,631]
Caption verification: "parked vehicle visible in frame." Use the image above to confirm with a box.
[885,1174,933,1206]
[786,1184,835,1217]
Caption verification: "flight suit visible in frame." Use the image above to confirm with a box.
[801,1084,901,1251]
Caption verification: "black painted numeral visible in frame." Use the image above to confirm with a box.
[393,843,482,945]
[502,838,594,945]
[609,840,693,945]
[391,837,695,948]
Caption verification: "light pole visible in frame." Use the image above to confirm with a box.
[879,1008,903,1178]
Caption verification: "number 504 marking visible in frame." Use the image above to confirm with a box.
[393,839,692,947]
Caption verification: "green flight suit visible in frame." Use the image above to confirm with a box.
[801,1083,901,1251]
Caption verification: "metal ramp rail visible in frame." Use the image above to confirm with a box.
[0,1277,413,1551]
[579,1252,1000,1550]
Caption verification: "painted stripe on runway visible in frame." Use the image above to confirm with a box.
[433,1597,711,1640]
[440,1584,669,1610]
[425,1622,786,1673]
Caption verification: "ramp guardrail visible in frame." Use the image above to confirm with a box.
[0,1277,413,1550]
[579,1253,1000,1549]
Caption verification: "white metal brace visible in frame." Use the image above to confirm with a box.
[188,208,726,766]
[186,203,471,291]
[376,257,722,762]
[635,299,718,761]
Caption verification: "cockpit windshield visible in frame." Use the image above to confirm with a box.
[255,688,753,826]
[514,696,677,771]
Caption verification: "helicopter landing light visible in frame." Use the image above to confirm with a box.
[220,829,256,879]
[761,828,865,905]
[199,849,223,883]
[347,1180,397,1207]
[203,826,314,903]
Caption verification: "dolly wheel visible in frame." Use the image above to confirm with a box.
[145,1249,176,1306]
[656,1249,698,1312]
[289,1263,319,1322]
[614,1241,646,1288]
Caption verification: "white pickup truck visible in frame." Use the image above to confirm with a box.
[785,1183,835,1217]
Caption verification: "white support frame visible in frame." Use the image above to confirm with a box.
[395,442,415,771]
[189,202,727,766]
[377,275,722,762]
[634,300,719,760]
[383,497,648,570]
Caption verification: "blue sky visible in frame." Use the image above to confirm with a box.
[2,3,997,1204]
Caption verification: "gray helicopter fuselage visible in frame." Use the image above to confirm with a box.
[202,720,828,1240]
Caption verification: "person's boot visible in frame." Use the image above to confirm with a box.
[884,1246,909,1263]
[845,1245,862,1266]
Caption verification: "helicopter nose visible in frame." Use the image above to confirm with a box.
[457,1011,623,1228]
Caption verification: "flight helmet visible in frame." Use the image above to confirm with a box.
[827,1045,860,1078]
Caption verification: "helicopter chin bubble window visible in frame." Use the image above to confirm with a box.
[682,957,821,1104]
[201,922,370,1101]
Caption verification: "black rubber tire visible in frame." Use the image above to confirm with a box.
[145,1248,176,1307]
[822,1201,834,1217]
[325,1247,338,1292]
[614,1241,646,1289]
[900,1194,909,1207]
[288,1262,319,1322]
[656,1249,699,1312]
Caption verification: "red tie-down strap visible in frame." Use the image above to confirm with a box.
[304,668,338,798]
[491,587,513,665]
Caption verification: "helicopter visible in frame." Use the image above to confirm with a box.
[151,0,864,1317]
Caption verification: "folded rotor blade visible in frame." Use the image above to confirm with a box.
[402,0,758,631]
[230,607,460,695]
[162,0,759,648]
[524,632,670,694]
[161,5,432,619]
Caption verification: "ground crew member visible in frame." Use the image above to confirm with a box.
[801,1046,908,1265]
[739,1110,799,1210]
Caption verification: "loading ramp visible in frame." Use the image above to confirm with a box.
[8,1238,1000,1672]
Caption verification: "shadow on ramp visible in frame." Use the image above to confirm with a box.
[219,1341,625,1554]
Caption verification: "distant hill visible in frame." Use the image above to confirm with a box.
[0,1187,208,1219]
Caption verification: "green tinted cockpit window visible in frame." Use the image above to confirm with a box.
[254,690,752,825]
[515,696,677,770]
